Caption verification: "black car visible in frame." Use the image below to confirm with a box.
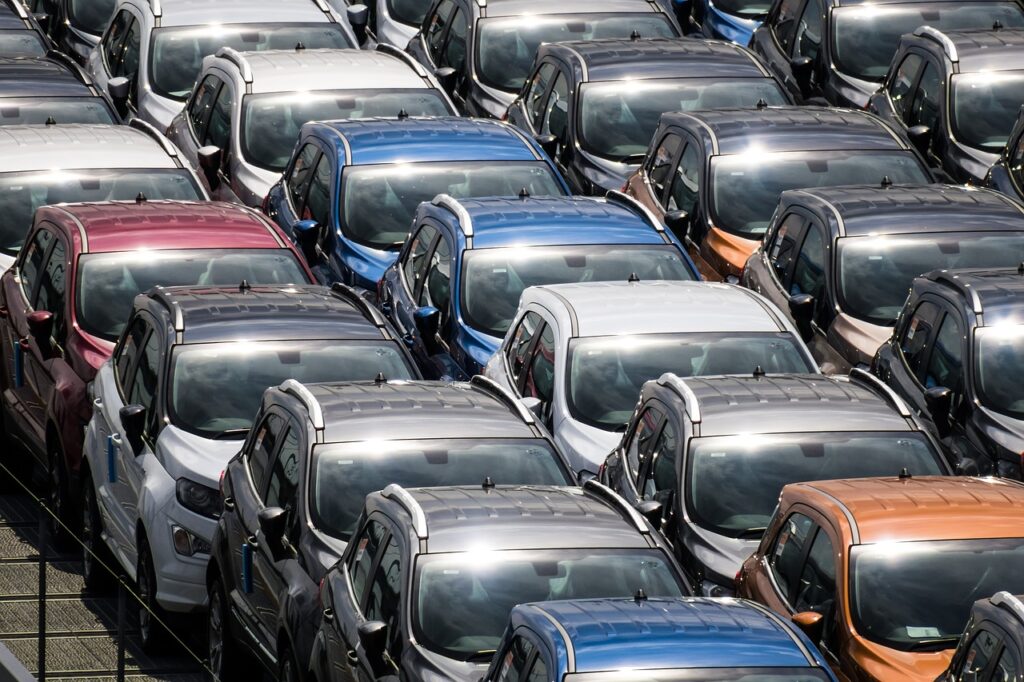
[987,104,1024,202]
[874,267,1024,479]
[750,0,1024,108]
[26,0,112,63]
[0,50,118,124]
[869,28,1024,184]
[207,377,576,682]
[941,592,1024,681]
[0,0,50,57]
[505,37,791,195]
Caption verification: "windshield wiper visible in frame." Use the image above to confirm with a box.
[735,527,767,539]
[212,428,249,440]
[461,649,497,663]
[619,153,647,164]
[904,636,960,651]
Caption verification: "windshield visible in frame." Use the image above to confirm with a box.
[462,246,693,337]
[711,151,930,239]
[0,169,202,257]
[567,333,813,430]
[241,91,452,172]
[579,79,788,162]
[415,549,683,660]
[0,31,45,57]
[976,326,1024,420]
[709,0,772,18]
[0,98,115,125]
[169,341,413,439]
[76,250,307,342]
[838,233,1024,326]
[388,0,431,26]
[312,439,570,540]
[149,24,352,101]
[833,3,1024,81]
[69,0,115,35]
[342,162,565,250]
[476,14,677,92]
[569,670,830,682]
[687,433,943,539]
[851,538,1024,651]
[951,72,1024,153]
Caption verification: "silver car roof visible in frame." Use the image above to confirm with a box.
[0,124,178,173]
[137,0,337,28]
[220,48,429,94]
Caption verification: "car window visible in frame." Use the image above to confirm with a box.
[768,213,806,286]
[128,330,160,438]
[527,63,556,128]
[524,323,555,404]
[119,17,141,91]
[247,413,284,499]
[627,404,664,486]
[794,0,824,61]
[426,0,455,62]
[959,630,1000,680]
[265,426,301,542]
[115,317,147,395]
[769,512,814,596]
[901,300,941,379]
[288,144,319,209]
[666,143,699,219]
[994,647,1021,682]
[648,133,682,199]
[304,154,332,226]
[442,8,467,78]
[508,311,542,388]
[349,520,387,605]
[102,10,131,70]
[793,529,837,646]
[498,636,535,682]
[890,53,923,122]
[33,236,67,342]
[910,62,942,131]
[421,236,451,320]
[790,222,826,301]
[206,82,233,151]
[774,0,805,53]
[364,535,403,655]
[20,227,53,303]
[188,76,222,142]
[401,224,438,298]
[526,656,548,682]
[926,313,964,392]
[643,418,679,501]
[541,72,569,143]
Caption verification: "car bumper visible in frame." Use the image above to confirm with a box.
[148,479,215,613]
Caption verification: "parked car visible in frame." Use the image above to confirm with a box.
[82,283,418,650]
[207,376,574,682]
[874,268,1024,479]
[0,121,208,272]
[405,0,682,118]
[166,45,457,208]
[744,184,1024,373]
[737,475,1024,681]
[0,200,311,539]
[624,106,933,282]
[750,0,1024,108]
[485,280,818,477]
[0,0,49,56]
[868,28,1024,184]
[36,0,114,63]
[342,0,428,47]
[312,481,690,681]
[378,193,699,380]
[986,104,1024,202]
[483,597,838,681]
[941,592,1024,681]
[85,0,359,131]
[0,50,119,125]
[690,0,768,44]
[505,37,790,195]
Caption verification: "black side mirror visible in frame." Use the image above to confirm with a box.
[197,145,223,191]
[33,12,50,33]
[347,4,369,44]
[26,310,53,357]
[119,404,146,455]
[292,219,323,265]
[358,620,390,677]
[788,293,815,343]
[414,306,442,354]
[433,65,457,93]
[789,56,813,99]
[908,124,932,157]
[107,76,130,117]
[534,133,559,159]
[663,210,690,240]
[634,499,663,528]
[955,456,980,476]
[257,506,288,560]
[924,386,953,438]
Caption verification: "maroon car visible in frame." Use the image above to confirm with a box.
[0,200,313,534]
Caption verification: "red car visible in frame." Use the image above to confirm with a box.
[0,200,313,535]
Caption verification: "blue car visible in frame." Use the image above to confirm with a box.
[483,597,839,681]
[378,193,700,379]
[691,0,769,45]
[264,116,570,291]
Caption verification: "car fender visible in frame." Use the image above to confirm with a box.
[277,560,322,675]
[45,360,88,476]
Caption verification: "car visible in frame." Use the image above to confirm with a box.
[690,0,768,44]
[311,481,690,681]
[868,28,1024,184]
[338,0,429,47]
[0,121,208,273]
[602,371,952,598]
[0,199,312,540]
[34,0,114,64]
[0,0,49,57]
[85,0,360,131]
[405,0,683,118]
[81,283,419,650]
[505,37,791,195]
[266,116,569,292]
[207,377,575,682]
[623,106,934,282]
[744,184,1024,373]
[941,592,1024,681]
[0,50,120,125]
[166,46,458,208]
[737,475,1024,681]
[874,268,1024,479]
[483,597,839,681]
[986,104,1024,202]
[484,280,818,477]
[750,0,1024,108]
[378,193,700,380]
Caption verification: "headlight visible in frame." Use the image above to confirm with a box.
[700,579,734,598]
[171,525,211,556]
[175,478,222,519]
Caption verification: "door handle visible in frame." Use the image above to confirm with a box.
[246,534,259,548]
[18,336,29,351]
[322,607,334,623]
[347,648,359,665]
[0,305,8,319]
[223,496,235,511]
[93,397,103,408]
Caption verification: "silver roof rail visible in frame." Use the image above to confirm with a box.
[848,368,911,418]
[280,379,325,430]
[311,0,336,21]
[383,485,428,538]
[9,0,27,20]
[582,479,650,534]
[914,26,958,62]
[933,270,984,315]
[432,194,473,241]
[469,375,535,425]
[375,43,430,78]
[147,0,162,25]
[329,282,389,329]
[605,190,667,235]
[656,373,701,424]
[993,591,1024,625]
[216,47,253,84]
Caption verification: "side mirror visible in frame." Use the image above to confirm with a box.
[197,145,223,191]
[26,310,53,355]
[33,12,50,33]
[955,456,980,476]
[663,210,689,239]
[520,396,544,420]
[414,306,442,354]
[292,219,323,265]
[924,386,953,438]
[789,56,814,99]
[257,506,288,560]
[433,65,457,93]
[534,133,559,159]
[347,4,369,44]
[119,404,146,455]
[107,76,130,117]
[908,124,932,157]
[792,611,824,642]
[634,499,663,527]
[788,293,815,343]
[358,620,390,677]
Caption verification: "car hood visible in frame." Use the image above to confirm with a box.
[683,521,759,588]
[156,425,244,489]
[853,637,953,682]
[554,414,619,477]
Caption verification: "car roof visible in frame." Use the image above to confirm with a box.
[150,0,336,28]
[974,593,1024,635]
[297,380,537,443]
[0,55,95,98]
[524,281,787,337]
[482,0,669,19]
[0,0,33,30]
[304,117,542,166]
[147,284,383,344]
[789,476,1024,544]
[35,200,287,254]
[782,184,1024,237]
[660,106,908,155]
[924,268,1024,327]
[0,124,178,173]
[541,37,769,82]
[922,28,1024,72]
[225,48,429,94]
[833,0,993,6]
[511,598,817,672]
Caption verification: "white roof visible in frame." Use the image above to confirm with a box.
[0,124,177,173]
[154,0,334,28]
[235,49,427,94]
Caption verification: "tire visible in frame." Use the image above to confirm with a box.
[136,537,167,653]
[80,471,112,592]
[46,447,75,548]
[207,577,248,682]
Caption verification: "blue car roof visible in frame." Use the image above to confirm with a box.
[302,117,546,167]
[512,598,826,673]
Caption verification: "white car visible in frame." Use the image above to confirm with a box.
[484,280,820,477]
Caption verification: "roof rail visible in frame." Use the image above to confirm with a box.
[993,591,1024,624]
[375,43,430,78]
[45,49,96,86]
[7,0,28,20]
[280,379,325,429]
[329,282,389,329]
[932,271,983,315]
[310,0,336,21]
[469,375,536,426]
[914,26,959,62]
[382,484,429,538]
[848,368,911,418]
[582,479,650,534]
[128,118,181,159]
[431,194,473,244]
[147,0,162,25]
[655,373,701,423]
[216,47,253,84]
[605,191,667,236]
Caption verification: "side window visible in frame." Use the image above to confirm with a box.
[206,83,233,151]
[793,529,837,649]
[626,405,665,485]
[994,647,1021,682]
[401,225,438,297]
[364,536,402,655]
[188,76,222,142]
[900,301,941,379]
[768,213,806,285]
[910,62,941,131]
[119,17,140,88]
[33,236,67,341]
[793,0,824,61]
[441,8,467,75]
[648,134,682,198]
[247,413,284,498]
[666,143,699,217]
[958,630,1000,680]
[526,63,556,127]
[102,10,131,70]
[526,656,549,682]
[20,227,53,299]
[421,236,452,319]
[498,636,536,682]
[508,311,542,386]
[774,0,806,53]
[643,419,679,501]
[426,0,455,62]
[304,155,332,226]
[925,313,964,392]
[115,317,147,393]
[128,330,160,437]
[265,426,301,541]
[349,520,386,605]
[541,72,569,143]
[769,512,814,594]
[790,223,826,301]
[524,324,555,404]
[1011,131,1024,192]
[287,144,320,209]
[889,54,923,122]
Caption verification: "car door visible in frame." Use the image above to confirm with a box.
[24,227,70,435]
[90,8,131,94]
[359,529,404,675]
[746,210,807,311]
[756,0,810,102]
[608,401,667,505]
[205,80,239,204]
[502,310,543,393]
[389,221,440,369]
[875,52,925,126]
[416,231,464,379]
[509,61,556,131]
[537,70,570,167]
[632,131,683,218]
[521,320,557,428]
[919,306,977,465]
[790,0,826,97]
[955,628,1006,682]
[787,217,845,371]
[277,142,322,236]
[436,5,469,106]
[417,0,456,70]
[905,58,944,166]
[662,139,710,277]
[635,414,681,541]
[177,74,230,199]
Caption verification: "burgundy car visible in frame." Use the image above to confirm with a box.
[0,200,313,535]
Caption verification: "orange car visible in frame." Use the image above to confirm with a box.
[737,475,1024,681]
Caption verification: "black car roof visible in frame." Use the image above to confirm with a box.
[0,54,94,98]
[927,268,1024,326]
[915,28,1024,72]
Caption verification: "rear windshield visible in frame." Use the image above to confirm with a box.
[951,72,1024,153]
[0,97,116,126]
[69,0,115,35]
[0,31,45,57]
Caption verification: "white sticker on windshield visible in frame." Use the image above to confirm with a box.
[710,452,727,457]
[906,626,941,638]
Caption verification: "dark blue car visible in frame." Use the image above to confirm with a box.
[690,0,768,45]
[483,597,839,681]
[378,193,700,379]
[263,116,570,292]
